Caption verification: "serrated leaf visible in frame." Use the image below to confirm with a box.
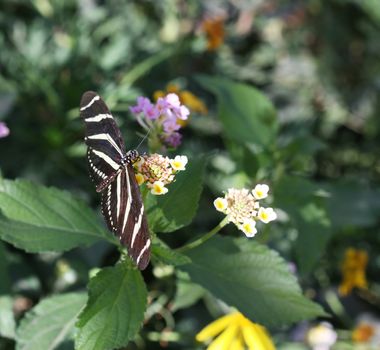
[181,236,326,327]
[146,156,206,233]
[0,178,114,253]
[196,75,277,148]
[151,242,191,266]
[0,296,16,339]
[16,293,87,350]
[75,263,147,350]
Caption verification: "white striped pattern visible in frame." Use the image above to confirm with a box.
[136,239,151,266]
[84,113,113,122]
[116,171,122,220]
[92,150,119,170]
[87,133,123,156]
[121,168,132,233]
[80,95,100,111]
[131,206,144,248]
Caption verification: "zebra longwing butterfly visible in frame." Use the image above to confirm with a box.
[80,91,150,270]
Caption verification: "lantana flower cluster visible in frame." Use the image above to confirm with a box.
[130,93,190,149]
[214,184,277,237]
[133,153,188,195]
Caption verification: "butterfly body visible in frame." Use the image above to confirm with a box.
[80,91,150,270]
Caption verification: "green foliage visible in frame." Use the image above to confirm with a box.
[275,176,332,274]
[0,0,379,348]
[75,263,147,350]
[0,296,16,340]
[0,178,113,252]
[16,293,87,350]
[182,236,326,327]
[197,75,278,148]
[171,273,205,312]
[151,240,191,266]
[146,156,206,233]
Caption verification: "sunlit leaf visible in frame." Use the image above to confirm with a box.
[182,236,326,327]
[0,179,114,253]
[75,262,147,350]
[16,293,87,350]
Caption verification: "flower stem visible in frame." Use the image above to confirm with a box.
[176,217,229,253]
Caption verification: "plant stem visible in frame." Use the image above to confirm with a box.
[176,217,229,253]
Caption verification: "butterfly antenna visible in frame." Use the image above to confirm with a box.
[135,127,151,151]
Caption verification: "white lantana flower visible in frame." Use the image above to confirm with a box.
[170,155,188,171]
[257,207,277,224]
[252,184,270,200]
[307,322,337,350]
[151,181,168,195]
[214,197,228,212]
[239,219,257,238]
[213,184,276,238]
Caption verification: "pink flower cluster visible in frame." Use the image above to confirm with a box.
[0,122,9,138]
[130,93,189,148]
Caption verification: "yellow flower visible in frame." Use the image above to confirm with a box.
[352,323,375,343]
[196,312,275,350]
[135,173,145,186]
[201,17,225,51]
[154,83,208,116]
[339,248,368,296]
[151,181,168,195]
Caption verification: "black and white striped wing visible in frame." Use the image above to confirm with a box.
[101,166,150,270]
[80,91,125,192]
[80,90,151,270]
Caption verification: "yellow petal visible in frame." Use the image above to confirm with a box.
[196,314,238,342]
[207,324,239,350]
[242,323,275,350]
[230,332,245,350]
[135,173,145,186]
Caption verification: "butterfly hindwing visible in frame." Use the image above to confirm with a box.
[101,166,150,269]
[81,91,151,270]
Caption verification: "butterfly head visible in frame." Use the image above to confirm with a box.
[122,150,139,165]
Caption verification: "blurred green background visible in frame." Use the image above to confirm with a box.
[0,0,380,349]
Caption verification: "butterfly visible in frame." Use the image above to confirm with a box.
[80,91,150,270]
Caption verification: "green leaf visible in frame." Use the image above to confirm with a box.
[0,178,114,253]
[275,176,332,274]
[181,236,326,327]
[295,203,331,273]
[75,263,147,350]
[196,75,278,148]
[172,272,205,312]
[146,156,206,233]
[151,241,191,266]
[324,180,380,228]
[16,293,87,350]
[0,296,16,339]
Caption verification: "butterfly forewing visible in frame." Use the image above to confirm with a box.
[80,91,125,191]
[80,91,151,270]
